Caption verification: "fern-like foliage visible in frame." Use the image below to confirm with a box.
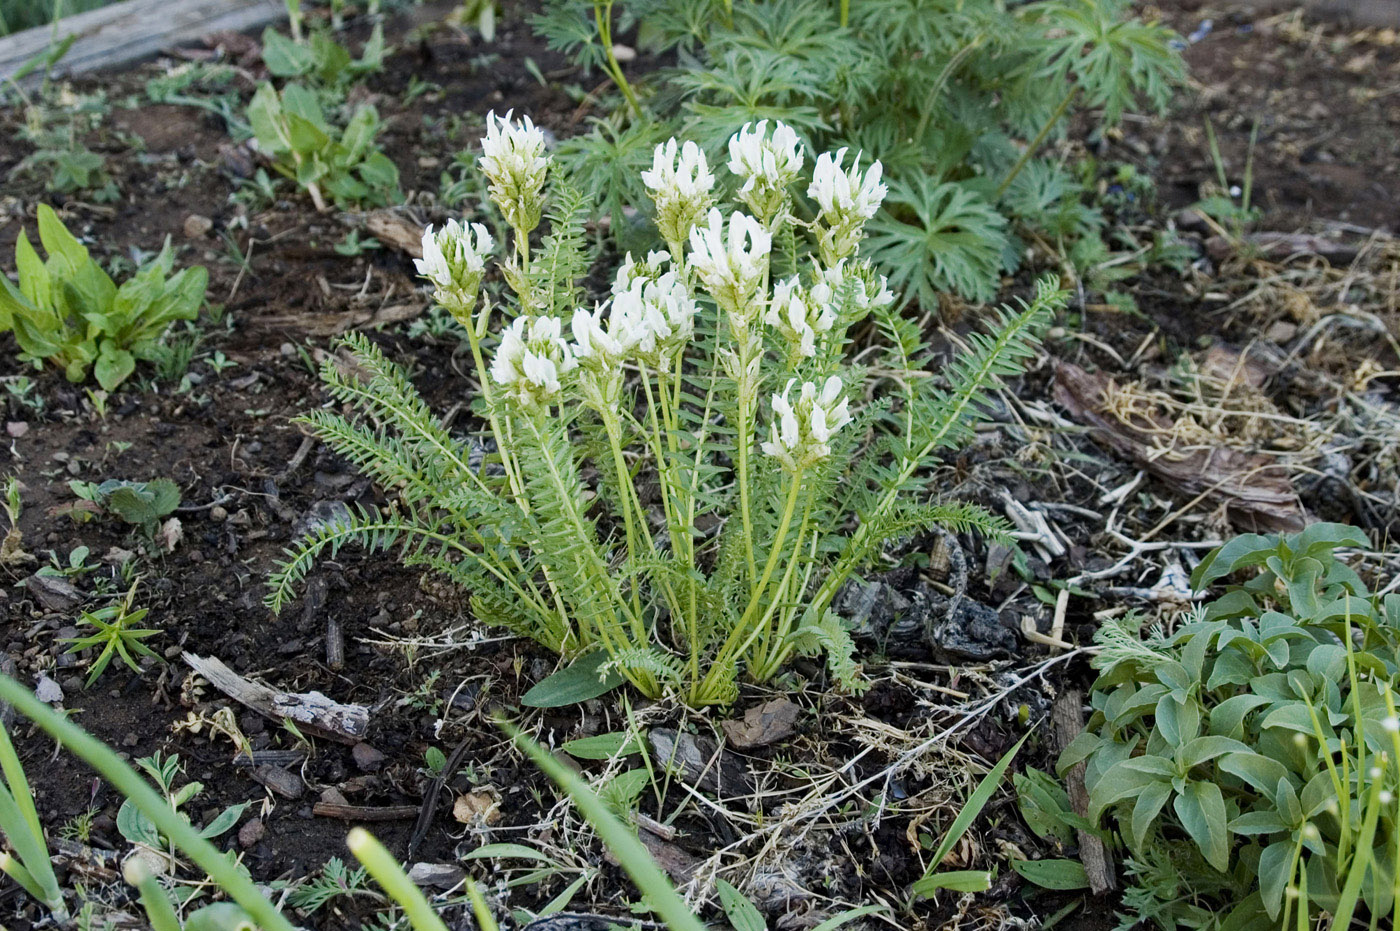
[544,0,1184,305]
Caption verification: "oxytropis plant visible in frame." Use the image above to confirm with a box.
[270,112,1064,707]
[1067,524,1400,931]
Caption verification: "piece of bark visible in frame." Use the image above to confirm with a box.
[1052,361,1306,532]
[721,698,801,749]
[312,803,419,821]
[1053,689,1114,895]
[182,652,369,744]
[248,765,304,799]
[1206,231,1362,266]
[363,210,426,257]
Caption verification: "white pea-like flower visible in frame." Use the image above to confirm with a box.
[479,110,550,234]
[811,259,896,314]
[611,270,698,369]
[491,314,576,406]
[415,220,494,312]
[808,148,887,264]
[643,139,715,249]
[612,250,673,296]
[687,208,771,324]
[727,120,805,222]
[1383,716,1399,733]
[761,376,852,471]
[764,276,836,358]
[571,305,627,367]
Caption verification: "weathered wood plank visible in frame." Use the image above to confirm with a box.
[0,0,285,87]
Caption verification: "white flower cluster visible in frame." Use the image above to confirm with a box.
[688,208,771,327]
[764,275,836,358]
[727,120,805,223]
[808,147,887,265]
[762,376,853,471]
[812,260,896,315]
[479,110,550,234]
[490,314,576,407]
[574,255,697,371]
[570,254,698,409]
[415,220,494,315]
[642,139,715,251]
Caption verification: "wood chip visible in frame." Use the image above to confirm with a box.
[182,652,369,744]
[312,803,419,821]
[1053,689,1114,894]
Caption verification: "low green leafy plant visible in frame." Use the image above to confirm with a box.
[260,23,387,93]
[0,205,207,390]
[68,477,181,534]
[268,114,1063,706]
[117,751,250,857]
[538,0,1183,304]
[247,82,400,211]
[1064,523,1400,930]
[13,87,119,202]
[61,582,163,687]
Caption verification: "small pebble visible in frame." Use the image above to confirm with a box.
[210,506,228,523]
[184,214,214,239]
[238,819,265,848]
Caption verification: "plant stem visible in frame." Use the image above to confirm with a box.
[694,470,804,703]
[734,337,758,582]
[995,85,1078,200]
[603,412,647,622]
[839,0,849,28]
[0,676,297,931]
[594,0,642,118]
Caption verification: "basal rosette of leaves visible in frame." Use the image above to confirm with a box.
[246,82,400,212]
[536,0,1183,307]
[269,113,1065,707]
[1065,524,1400,931]
[0,205,206,390]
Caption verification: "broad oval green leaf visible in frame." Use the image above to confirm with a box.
[1010,858,1090,890]
[521,651,624,708]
